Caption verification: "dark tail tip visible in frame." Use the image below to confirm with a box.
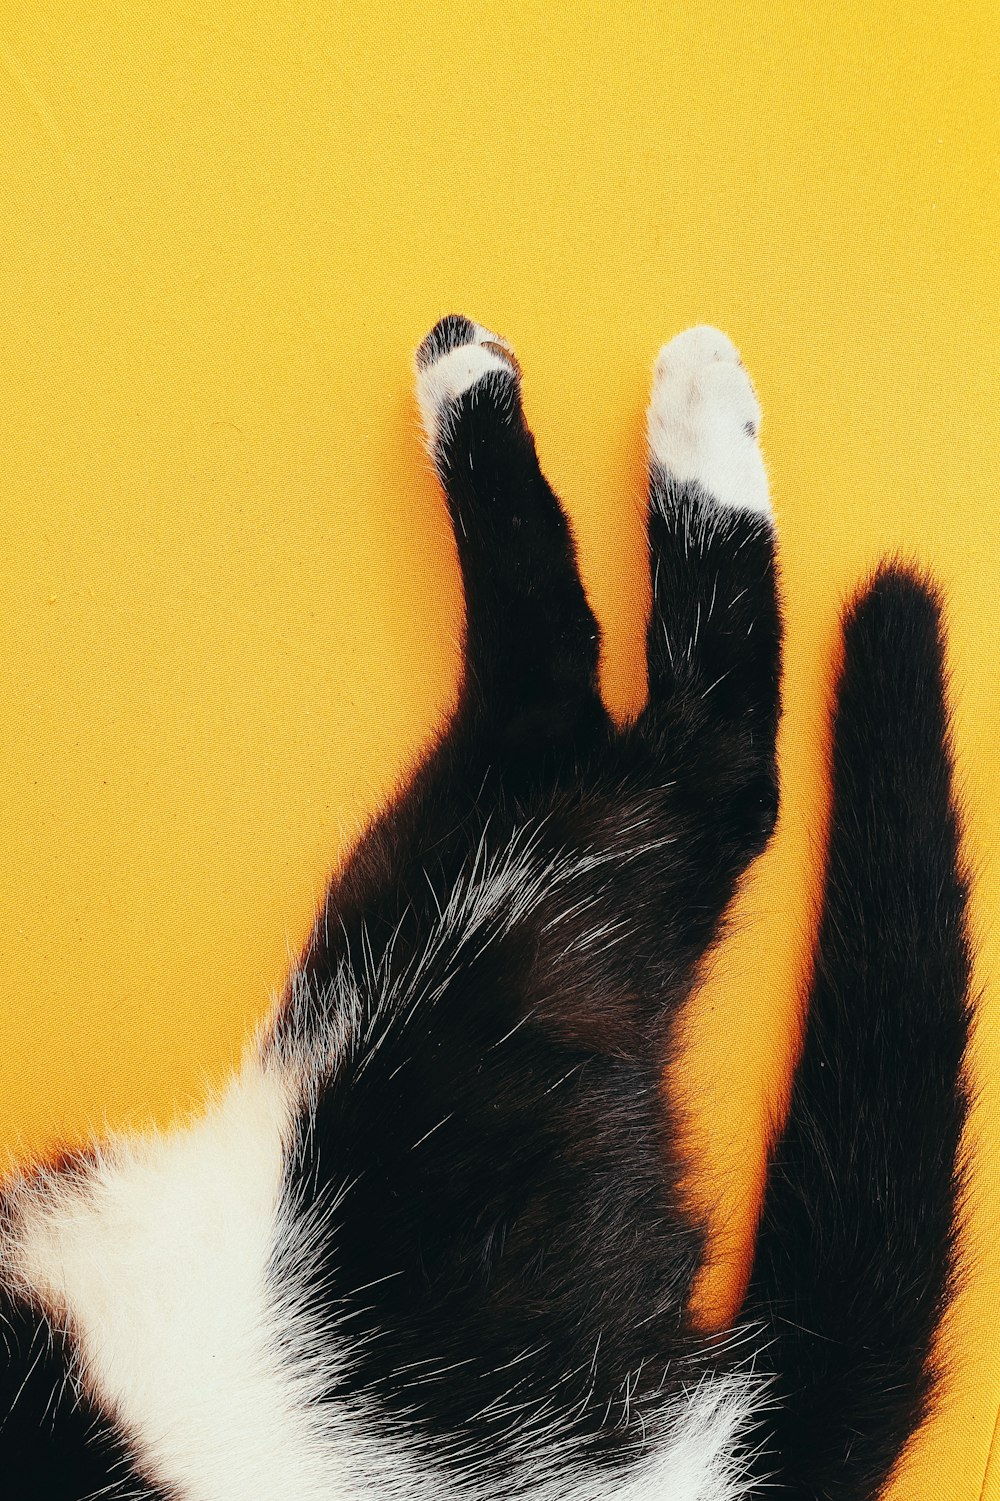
[836,561,954,817]
[843,561,944,674]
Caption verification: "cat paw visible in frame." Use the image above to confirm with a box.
[415,315,520,448]
[647,326,770,516]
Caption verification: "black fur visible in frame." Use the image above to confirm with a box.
[0,317,973,1500]
[745,567,972,1498]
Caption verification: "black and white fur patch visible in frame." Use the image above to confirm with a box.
[0,317,972,1501]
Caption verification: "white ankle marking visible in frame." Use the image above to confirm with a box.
[416,323,515,448]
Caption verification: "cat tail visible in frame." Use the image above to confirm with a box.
[743,564,974,1499]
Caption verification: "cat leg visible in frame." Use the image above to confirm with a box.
[635,326,781,893]
[277,318,608,1047]
[415,315,608,772]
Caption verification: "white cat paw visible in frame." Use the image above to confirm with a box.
[415,315,519,448]
[647,326,770,516]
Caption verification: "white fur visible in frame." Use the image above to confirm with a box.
[5,1055,344,1500]
[416,322,516,449]
[3,1006,760,1501]
[647,327,770,517]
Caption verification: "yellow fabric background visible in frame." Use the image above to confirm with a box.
[1,2,997,1493]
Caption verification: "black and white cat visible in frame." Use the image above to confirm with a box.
[0,316,971,1501]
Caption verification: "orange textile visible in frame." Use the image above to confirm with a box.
[0,3,997,1493]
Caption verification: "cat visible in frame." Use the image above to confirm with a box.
[0,315,971,1501]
